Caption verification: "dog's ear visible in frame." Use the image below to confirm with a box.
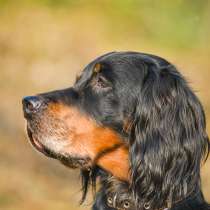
[129,64,209,209]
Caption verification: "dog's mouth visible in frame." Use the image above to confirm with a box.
[26,126,56,159]
[26,126,92,169]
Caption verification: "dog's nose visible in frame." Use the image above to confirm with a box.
[22,96,42,114]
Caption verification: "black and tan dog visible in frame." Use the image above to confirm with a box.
[22,52,210,210]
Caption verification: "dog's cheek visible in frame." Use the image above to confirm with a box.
[69,126,130,180]
[47,103,130,179]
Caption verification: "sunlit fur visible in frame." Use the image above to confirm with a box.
[23,52,210,210]
[78,52,210,210]
[128,60,210,209]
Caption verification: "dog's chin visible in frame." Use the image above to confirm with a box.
[26,126,92,170]
[26,126,58,159]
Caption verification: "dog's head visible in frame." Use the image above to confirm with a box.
[22,52,209,209]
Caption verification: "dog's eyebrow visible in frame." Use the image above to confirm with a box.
[93,63,102,73]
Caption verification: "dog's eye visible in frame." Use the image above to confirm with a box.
[94,75,111,90]
[96,76,108,88]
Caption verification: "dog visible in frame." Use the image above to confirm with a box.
[22,51,210,210]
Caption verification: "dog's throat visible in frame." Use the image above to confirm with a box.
[95,143,129,181]
[59,143,129,181]
[60,156,92,170]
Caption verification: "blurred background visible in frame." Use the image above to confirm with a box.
[0,0,210,210]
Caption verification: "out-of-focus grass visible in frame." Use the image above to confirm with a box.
[0,1,210,210]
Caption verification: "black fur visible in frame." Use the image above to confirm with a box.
[76,52,210,210]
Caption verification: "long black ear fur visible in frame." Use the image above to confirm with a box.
[129,63,210,209]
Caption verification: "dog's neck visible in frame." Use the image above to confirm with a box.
[92,173,209,210]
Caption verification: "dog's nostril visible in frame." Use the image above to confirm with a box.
[22,96,42,114]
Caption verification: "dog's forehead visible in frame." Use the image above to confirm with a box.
[91,52,171,72]
[74,52,171,89]
[74,53,137,89]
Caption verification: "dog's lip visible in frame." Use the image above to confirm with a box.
[27,127,45,153]
[27,124,59,159]
[26,127,55,158]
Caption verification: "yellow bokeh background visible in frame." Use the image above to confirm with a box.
[0,1,210,210]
